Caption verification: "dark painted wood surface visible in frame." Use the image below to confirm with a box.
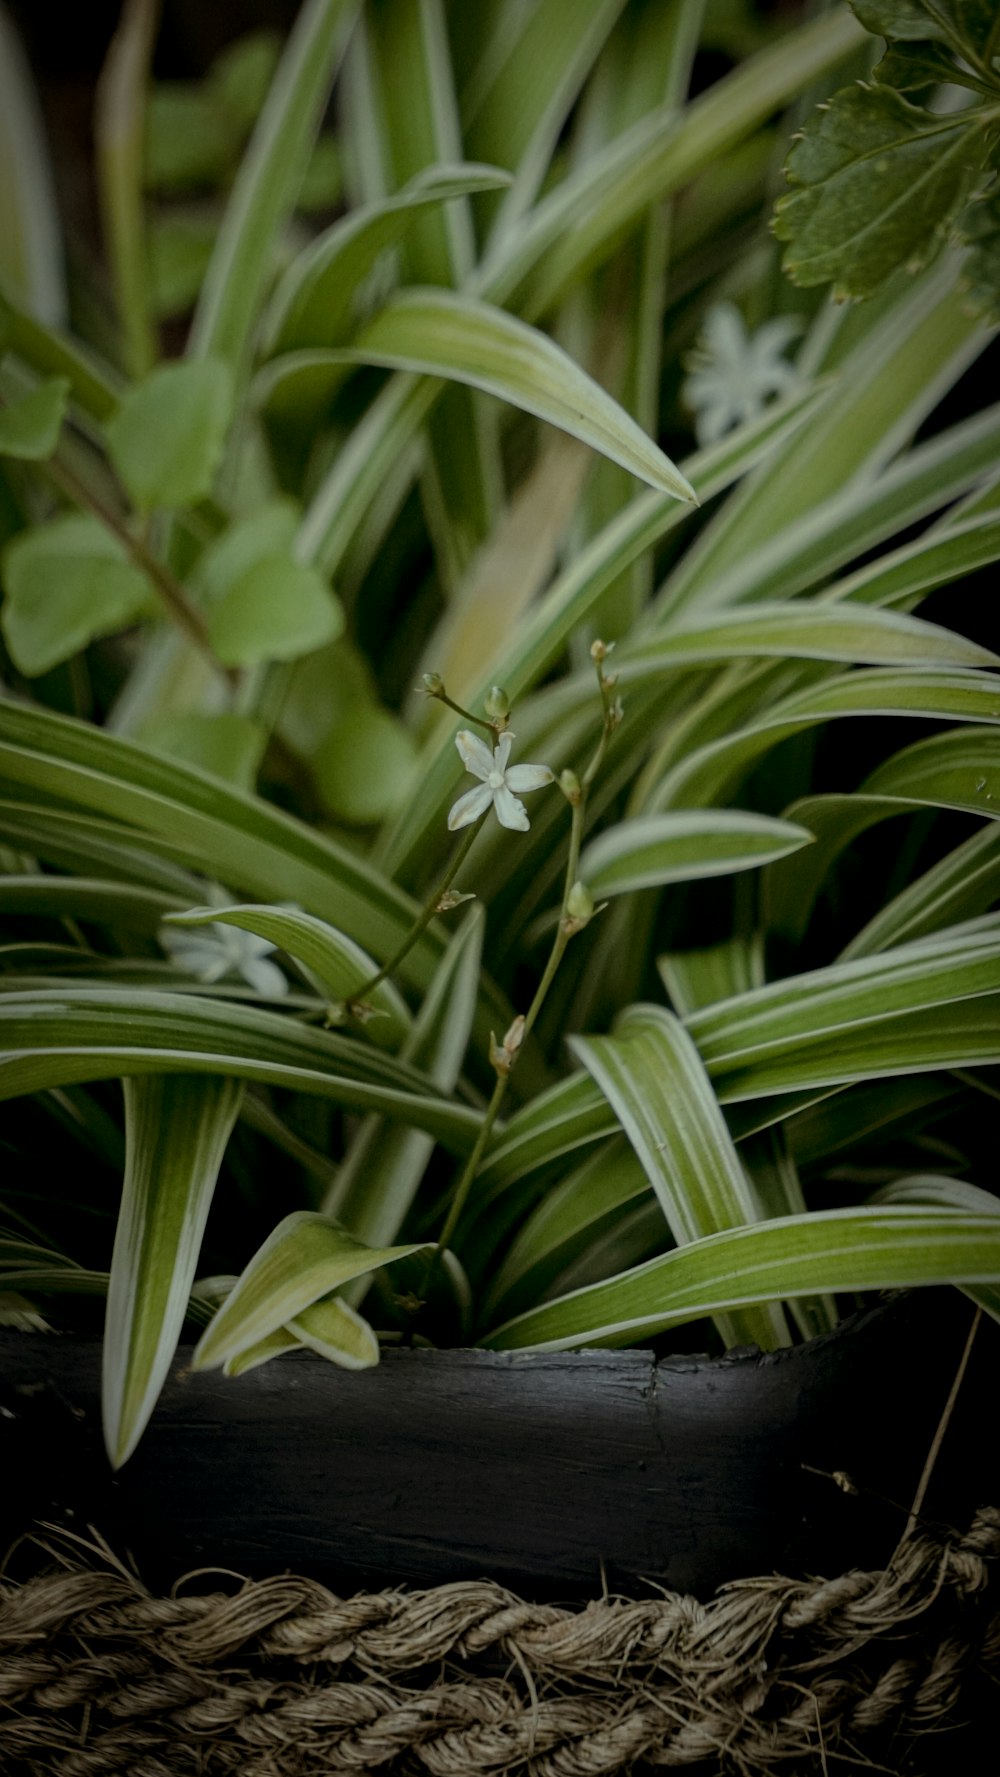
[2,1290,995,1596]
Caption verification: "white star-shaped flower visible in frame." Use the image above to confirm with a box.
[683,301,802,447]
[161,921,288,997]
[448,730,553,833]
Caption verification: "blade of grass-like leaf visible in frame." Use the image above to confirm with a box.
[379,381,826,878]
[188,0,359,377]
[480,8,864,317]
[767,730,1000,944]
[579,811,813,898]
[818,508,1000,613]
[273,288,697,502]
[0,876,189,933]
[654,670,1000,810]
[659,936,764,1017]
[363,0,501,591]
[842,825,1000,960]
[263,163,513,354]
[165,904,411,1048]
[557,0,702,639]
[626,603,999,676]
[0,700,439,992]
[686,922,1000,1065]
[649,401,1000,621]
[287,1293,379,1366]
[571,1005,789,1348]
[481,1206,1000,1351]
[94,0,157,380]
[463,0,627,242]
[0,987,480,1151]
[103,1075,242,1468]
[479,1137,648,1322]
[193,1210,425,1368]
[0,8,66,324]
[657,259,988,620]
[322,905,483,1243]
[871,1174,1000,1324]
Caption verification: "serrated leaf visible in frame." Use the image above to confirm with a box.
[192,1210,425,1368]
[105,357,234,510]
[872,40,970,94]
[0,511,153,675]
[206,556,343,666]
[0,376,68,459]
[852,0,997,56]
[481,1206,1000,1351]
[580,811,814,898]
[775,85,987,299]
[165,903,412,1048]
[103,1075,242,1468]
[571,1005,789,1349]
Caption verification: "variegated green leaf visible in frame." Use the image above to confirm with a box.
[580,811,813,898]
[103,1075,242,1468]
[482,1207,1000,1351]
[193,1210,425,1368]
[165,904,411,1048]
[571,1004,788,1348]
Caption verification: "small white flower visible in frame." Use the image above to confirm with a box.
[683,301,802,446]
[161,922,288,997]
[447,730,553,833]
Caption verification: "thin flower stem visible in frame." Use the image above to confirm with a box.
[348,816,485,1011]
[424,657,618,1292]
[434,690,497,734]
[44,453,237,688]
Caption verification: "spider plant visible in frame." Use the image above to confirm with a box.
[2,0,999,1471]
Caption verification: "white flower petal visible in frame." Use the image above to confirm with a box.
[504,762,553,793]
[494,730,514,772]
[493,785,530,831]
[455,729,494,781]
[448,782,493,830]
[243,956,289,997]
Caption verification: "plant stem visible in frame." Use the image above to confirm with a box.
[424,658,619,1290]
[45,453,237,688]
[347,816,484,1011]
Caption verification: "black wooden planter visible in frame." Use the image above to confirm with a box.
[1,1287,995,1598]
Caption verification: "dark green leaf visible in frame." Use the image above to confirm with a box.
[775,85,987,298]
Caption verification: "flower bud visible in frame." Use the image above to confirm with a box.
[484,684,510,722]
[566,880,594,923]
[421,671,445,697]
[559,767,582,804]
[590,638,608,663]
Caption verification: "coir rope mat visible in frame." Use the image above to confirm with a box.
[1,1509,998,1776]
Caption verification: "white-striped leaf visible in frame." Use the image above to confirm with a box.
[165,904,411,1048]
[571,1005,789,1349]
[481,1207,1000,1351]
[580,810,813,898]
[103,1074,242,1467]
[193,1211,425,1369]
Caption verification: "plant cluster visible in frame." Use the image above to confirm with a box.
[1,0,999,1469]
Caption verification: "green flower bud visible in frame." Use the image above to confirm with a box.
[421,671,445,696]
[559,767,582,803]
[484,684,510,721]
[566,880,594,922]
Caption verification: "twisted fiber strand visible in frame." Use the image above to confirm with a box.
[0,1509,997,1776]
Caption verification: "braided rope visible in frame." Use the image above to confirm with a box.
[1,1508,997,1774]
